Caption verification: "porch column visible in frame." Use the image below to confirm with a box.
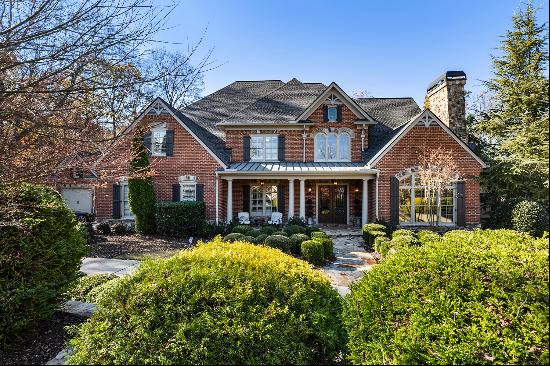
[362,178,369,225]
[299,179,306,219]
[226,178,233,223]
[288,179,295,218]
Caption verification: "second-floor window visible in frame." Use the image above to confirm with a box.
[314,132,351,161]
[151,128,167,156]
[250,135,278,161]
[327,106,338,122]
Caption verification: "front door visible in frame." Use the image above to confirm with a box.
[318,185,347,224]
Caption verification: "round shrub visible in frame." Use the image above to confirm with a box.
[272,230,288,237]
[417,230,441,245]
[232,224,252,235]
[311,231,328,240]
[392,229,416,238]
[0,184,86,344]
[305,226,320,237]
[251,234,268,244]
[264,234,291,253]
[373,235,390,254]
[315,237,334,259]
[68,239,346,364]
[241,235,255,243]
[284,225,307,236]
[511,200,549,237]
[301,240,325,266]
[260,225,277,236]
[491,197,523,229]
[368,230,387,249]
[343,229,549,365]
[222,233,245,242]
[289,233,310,254]
[247,229,262,238]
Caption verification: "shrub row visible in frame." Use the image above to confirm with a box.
[155,201,206,237]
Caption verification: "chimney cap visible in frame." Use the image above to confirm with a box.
[427,71,466,93]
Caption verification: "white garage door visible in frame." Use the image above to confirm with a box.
[61,188,93,213]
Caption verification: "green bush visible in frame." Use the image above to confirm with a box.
[344,229,549,365]
[264,235,291,253]
[247,229,262,237]
[287,216,306,226]
[68,239,345,364]
[260,225,277,236]
[200,221,235,239]
[251,234,268,244]
[0,184,86,344]
[301,240,325,266]
[232,224,252,235]
[490,197,523,229]
[223,233,245,242]
[284,225,307,236]
[362,223,386,244]
[314,237,334,259]
[512,200,549,237]
[373,235,390,254]
[289,233,310,254]
[272,230,288,237]
[392,229,416,238]
[241,235,255,243]
[417,230,441,245]
[368,230,387,249]
[65,274,118,303]
[305,226,320,237]
[311,231,328,240]
[155,201,206,237]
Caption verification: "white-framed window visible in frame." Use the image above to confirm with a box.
[151,128,167,156]
[250,185,278,216]
[327,106,338,122]
[120,181,134,219]
[250,135,278,161]
[399,173,456,225]
[314,132,351,162]
[179,176,197,201]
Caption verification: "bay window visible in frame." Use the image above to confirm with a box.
[250,185,278,216]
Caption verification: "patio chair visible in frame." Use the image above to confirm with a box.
[238,212,251,225]
[267,212,283,225]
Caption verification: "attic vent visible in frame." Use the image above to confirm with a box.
[148,101,169,115]
[325,93,342,105]
[179,175,197,183]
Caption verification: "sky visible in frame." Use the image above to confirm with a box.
[158,0,549,106]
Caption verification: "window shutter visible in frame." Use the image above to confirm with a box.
[323,105,328,122]
[243,185,250,212]
[337,105,342,122]
[165,130,174,156]
[243,135,251,161]
[390,176,399,226]
[112,184,121,219]
[172,184,180,202]
[278,135,285,161]
[144,132,152,156]
[456,181,466,227]
[277,184,285,216]
[196,184,204,202]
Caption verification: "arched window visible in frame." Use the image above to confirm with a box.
[399,173,456,225]
[314,132,351,162]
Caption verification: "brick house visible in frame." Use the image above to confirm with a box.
[71,70,486,227]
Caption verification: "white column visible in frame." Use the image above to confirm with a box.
[299,179,306,219]
[226,178,233,223]
[288,179,295,218]
[362,178,369,225]
[375,173,379,220]
[215,173,219,224]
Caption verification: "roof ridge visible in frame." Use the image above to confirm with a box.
[355,97,415,100]
[233,79,283,83]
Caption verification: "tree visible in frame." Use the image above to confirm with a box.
[128,127,155,234]
[470,2,549,205]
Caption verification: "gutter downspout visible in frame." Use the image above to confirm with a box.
[215,171,219,224]
[375,171,379,220]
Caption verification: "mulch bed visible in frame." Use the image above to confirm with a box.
[86,234,195,258]
[0,312,86,365]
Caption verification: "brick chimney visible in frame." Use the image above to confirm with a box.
[425,71,467,140]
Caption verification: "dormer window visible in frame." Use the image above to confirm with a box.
[327,106,338,122]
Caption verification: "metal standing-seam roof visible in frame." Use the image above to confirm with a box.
[227,161,371,172]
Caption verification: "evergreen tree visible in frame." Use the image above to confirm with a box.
[128,127,156,234]
[473,3,549,204]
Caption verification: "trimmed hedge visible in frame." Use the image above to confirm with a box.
[251,234,268,244]
[373,235,390,255]
[264,235,291,253]
[232,225,252,235]
[68,239,345,364]
[301,240,324,266]
[223,233,245,242]
[241,235,255,243]
[272,230,288,237]
[248,229,262,238]
[260,226,277,236]
[155,201,206,237]
[362,223,386,244]
[305,226,320,237]
[511,200,549,237]
[311,231,328,240]
[0,184,86,344]
[344,229,549,365]
[392,229,415,238]
[65,274,118,304]
[289,233,310,254]
[314,237,334,259]
[284,225,307,236]
[417,230,441,245]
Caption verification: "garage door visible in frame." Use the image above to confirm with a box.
[61,188,93,214]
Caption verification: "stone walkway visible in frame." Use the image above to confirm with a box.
[80,257,140,276]
[320,227,377,297]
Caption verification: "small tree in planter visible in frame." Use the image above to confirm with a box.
[128,127,156,234]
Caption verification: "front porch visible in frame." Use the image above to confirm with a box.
[216,162,379,225]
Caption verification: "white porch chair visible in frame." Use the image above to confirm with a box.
[237,212,251,225]
[267,212,283,225]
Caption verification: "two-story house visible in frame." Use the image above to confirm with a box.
[86,71,486,227]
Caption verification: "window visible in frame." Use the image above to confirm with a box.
[120,181,133,219]
[250,185,278,216]
[327,106,338,122]
[314,132,351,162]
[398,173,456,225]
[179,176,197,201]
[151,129,167,156]
[250,135,278,161]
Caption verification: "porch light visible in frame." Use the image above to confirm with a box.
[308,187,312,192]
[260,180,264,186]
[355,187,359,192]
[333,180,338,185]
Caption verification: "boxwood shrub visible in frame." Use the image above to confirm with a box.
[392,228,416,238]
[264,234,291,253]
[511,200,549,237]
[305,226,320,237]
[362,223,386,245]
[251,234,268,244]
[155,201,206,237]
[260,225,277,236]
[241,235,255,243]
[314,237,334,259]
[301,240,324,266]
[68,239,346,364]
[223,233,245,242]
[373,235,390,254]
[289,233,309,254]
[0,184,86,344]
[272,230,288,237]
[65,274,118,304]
[284,225,306,236]
[311,231,328,240]
[232,224,252,235]
[343,229,549,365]
[417,230,441,245]
[247,229,262,238]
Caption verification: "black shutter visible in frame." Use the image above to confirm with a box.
[112,184,121,219]
[323,105,328,122]
[172,184,180,202]
[196,184,204,202]
[278,184,285,217]
[390,176,399,226]
[243,185,250,212]
[337,105,342,122]
[278,135,285,162]
[165,130,174,156]
[456,181,466,227]
[144,132,152,156]
[243,135,251,161]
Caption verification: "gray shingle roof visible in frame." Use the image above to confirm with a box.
[354,98,420,129]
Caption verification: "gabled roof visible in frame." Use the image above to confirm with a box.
[355,98,420,129]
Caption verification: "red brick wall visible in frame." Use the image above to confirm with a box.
[373,124,482,225]
[95,113,224,220]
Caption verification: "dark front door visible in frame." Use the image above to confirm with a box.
[318,185,347,224]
